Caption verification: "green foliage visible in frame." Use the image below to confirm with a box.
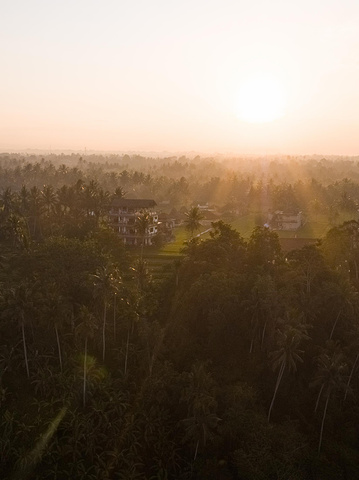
[247,226,282,272]
[3,165,359,480]
[184,206,203,239]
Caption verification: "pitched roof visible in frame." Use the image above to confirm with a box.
[279,238,317,253]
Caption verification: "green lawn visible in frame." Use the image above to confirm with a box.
[159,225,212,255]
[226,214,257,238]
[159,226,189,255]
[228,212,357,240]
[129,225,212,259]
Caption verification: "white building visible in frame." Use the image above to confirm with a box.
[109,199,158,246]
[269,211,303,231]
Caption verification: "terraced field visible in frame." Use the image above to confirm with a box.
[130,212,357,279]
[130,226,212,280]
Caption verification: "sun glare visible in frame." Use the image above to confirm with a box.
[235,74,286,123]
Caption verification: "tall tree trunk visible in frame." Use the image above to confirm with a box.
[113,293,117,342]
[249,335,254,354]
[30,319,35,343]
[268,360,286,422]
[329,311,341,340]
[55,325,63,372]
[194,439,199,461]
[148,329,163,378]
[306,274,311,294]
[249,315,257,353]
[144,321,152,377]
[315,384,324,413]
[83,336,88,407]
[124,328,130,375]
[261,320,267,349]
[318,391,330,454]
[141,235,145,260]
[344,353,359,401]
[354,259,359,281]
[21,319,30,378]
[102,302,107,362]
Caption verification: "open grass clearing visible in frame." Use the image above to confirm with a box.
[128,212,358,279]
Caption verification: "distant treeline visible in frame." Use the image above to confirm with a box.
[2,154,359,223]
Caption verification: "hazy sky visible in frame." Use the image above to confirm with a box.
[1,0,359,154]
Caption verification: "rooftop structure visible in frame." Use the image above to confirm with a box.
[109,198,158,246]
[268,211,303,231]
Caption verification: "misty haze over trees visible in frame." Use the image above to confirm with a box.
[2,153,359,219]
[2,153,359,478]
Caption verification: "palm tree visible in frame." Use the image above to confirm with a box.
[19,185,30,216]
[28,186,43,236]
[136,210,151,259]
[323,220,359,281]
[344,353,359,402]
[287,244,326,295]
[91,266,120,362]
[181,362,220,461]
[75,306,98,407]
[41,185,57,216]
[327,278,357,341]
[4,214,29,250]
[312,352,347,454]
[97,188,110,221]
[81,180,105,221]
[56,185,69,215]
[132,258,150,292]
[246,274,278,353]
[267,323,309,422]
[343,325,359,401]
[112,186,127,200]
[185,206,203,239]
[182,412,220,462]
[1,282,35,378]
[111,267,122,342]
[42,285,71,372]
[11,406,67,480]
[57,184,81,219]
[0,187,15,218]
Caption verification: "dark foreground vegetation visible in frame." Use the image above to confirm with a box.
[2,154,359,479]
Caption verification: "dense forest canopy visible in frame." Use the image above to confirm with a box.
[2,153,359,219]
[2,154,359,478]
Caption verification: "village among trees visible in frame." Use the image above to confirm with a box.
[2,153,359,478]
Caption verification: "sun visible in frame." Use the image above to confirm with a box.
[235,74,286,123]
